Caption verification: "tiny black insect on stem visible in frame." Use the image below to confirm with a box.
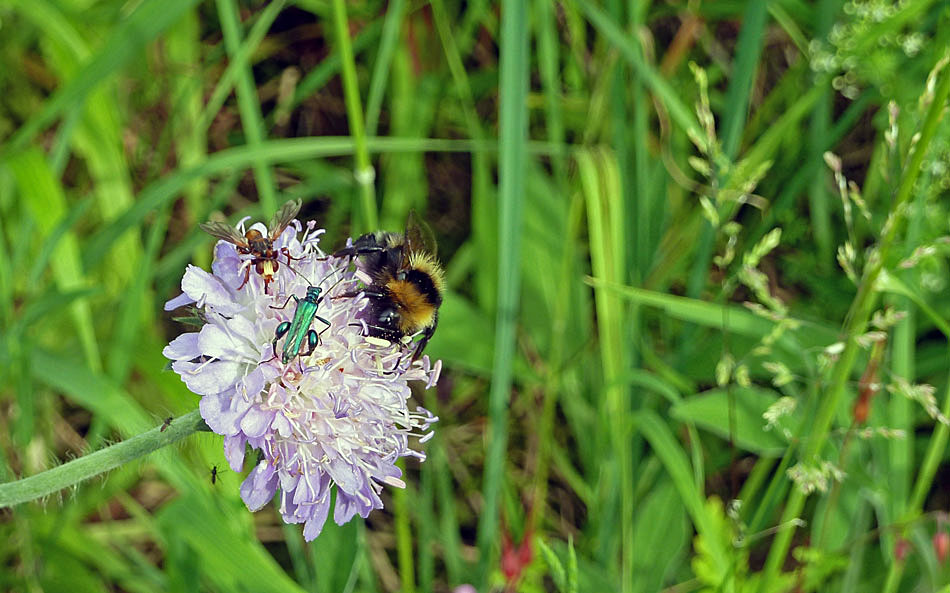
[210,465,218,485]
[160,417,173,432]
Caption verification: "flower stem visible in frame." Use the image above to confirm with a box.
[0,410,206,508]
[331,0,378,233]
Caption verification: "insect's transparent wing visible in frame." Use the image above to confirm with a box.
[200,221,247,246]
[269,198,302,240]
[404,209,438,263]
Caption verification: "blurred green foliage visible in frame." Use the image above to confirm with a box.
[2,1,950,592]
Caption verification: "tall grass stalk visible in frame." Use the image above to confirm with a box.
[579,149,631,590]
[216,0,280,215]
[476,0,528,585]
[882,365,950,592]
[331,0,377,233]
[758,57,950,592]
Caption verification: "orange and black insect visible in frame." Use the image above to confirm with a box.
[160,417,172,432]
[200,199,302,292]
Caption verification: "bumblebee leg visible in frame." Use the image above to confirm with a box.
[349,322,401,340]
[332,244,386,259]
[412,315,438,360]
[333,287,387,300]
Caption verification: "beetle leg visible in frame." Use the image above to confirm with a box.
[270,294,299,310]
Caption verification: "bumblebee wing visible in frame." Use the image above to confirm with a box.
[268,198,302,240]
[404,210,438,264]
[200,221,247,246]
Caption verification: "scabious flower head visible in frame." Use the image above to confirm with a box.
[164,216,440,540]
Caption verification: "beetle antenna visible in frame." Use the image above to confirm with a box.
[316,268,347,294]
[283,261,348,294]
[283,261,315,286]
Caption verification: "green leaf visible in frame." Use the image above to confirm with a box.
[636,410,730,581]
[671,387,787,456]
[632,478,688,593]
[876,269,950,338]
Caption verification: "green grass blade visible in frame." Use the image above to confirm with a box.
[476,0,529,584]
[429,0,497,311]
[82,136,520,271]
[199,0,285,136]
[216,0,281,215]
[635,410,730,580]
[7,149,101,372]
[805,0,842,269]
[331,0,377,233]
[578,148,631,588]
[720,0,769,158]
[576,0,701,144]
[283,21,383,126]
[364,0,406,138]
[758,53,950,592]
[2,0,200,155]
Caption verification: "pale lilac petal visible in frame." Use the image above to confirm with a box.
[240,461,278,511]
[272,412,293,437]
[279,469,300,493]
[237,366,268,401]
[162,333,200,360]
[172,360,242,396]
[199,323,254,362]
[240,406,276,438]
[273,224,297,250]
[199,390,254,436]
[325,455,362,494]
[302,496,331,541]
[223,434,247,472]
[227,314,261,345]
[164,292,195,311]
[212,242,245,289]
[333,492,362,525]
[181,265,243,316]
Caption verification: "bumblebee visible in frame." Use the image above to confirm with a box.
[200,199,301,292]
[334,212,444,359]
